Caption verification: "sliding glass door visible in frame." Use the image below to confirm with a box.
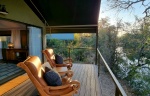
[28,26,42,61]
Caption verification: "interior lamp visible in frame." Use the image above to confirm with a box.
[8,42,14,49]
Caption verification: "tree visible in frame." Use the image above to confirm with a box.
[46,34,96,63]
[107,0,150,17]
[116,18,150,96]
[98,17,121,67]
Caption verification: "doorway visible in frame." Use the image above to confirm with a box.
[0,19,43,85]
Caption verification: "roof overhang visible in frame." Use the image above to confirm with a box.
[46,25,97,33]
[24,0,101,33]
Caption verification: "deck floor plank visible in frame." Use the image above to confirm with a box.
[2,63,101,96]
[13,80,33,96]
[85,65,91,96]
[94,65,101,96]
[73,64,85,96]
[2,79,36,96]
[72,64,101,96]
[79,64,87,96]
[90,65,96,96]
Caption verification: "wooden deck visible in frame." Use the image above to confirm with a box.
[1,64,101,96]
[72,64,101,96]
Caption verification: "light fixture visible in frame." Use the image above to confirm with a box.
[0,4,8,15]
[8,42,14,49]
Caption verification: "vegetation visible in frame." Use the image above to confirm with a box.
[107,0,150,17]
[98,17,119,68]
[99,1,150,95]
[97,16,150,95]
[116,18,150,96]
[46,33,96,63]
[47,18,150,96]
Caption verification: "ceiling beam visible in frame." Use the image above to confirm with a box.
[46,25,98,33]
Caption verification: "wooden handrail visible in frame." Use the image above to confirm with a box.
[97,48,127,96]
[50,47,95,50]
[46,47,126,95]
[49,47,95,60]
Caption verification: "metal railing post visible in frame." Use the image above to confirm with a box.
[97,49,100,76]
[115,87,120,96]
[68,47,70,58]
[97,48,127,96]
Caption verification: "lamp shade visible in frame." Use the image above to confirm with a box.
[8,42,14,48]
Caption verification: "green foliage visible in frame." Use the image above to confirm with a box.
[116,18,150,96]
[46,34,96,63]
[98,18,118,67]
[47,39,72,57]
[98,17,150,96]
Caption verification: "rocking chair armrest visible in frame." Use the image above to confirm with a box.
[64,61,72,66]
[44,80,80,90]
[44,82,80,96]
[65,70,73,77]
[58,71,68,76]
[55,63,72,67]
[69,80,80,90]
[66,63,73,68]
[58,70,74,78]
[55,64,68,66]
[64,58,73,62]
[55,64,72,70]
[44,83,71,90]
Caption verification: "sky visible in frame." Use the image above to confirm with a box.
[99,0,147,25]
[46,34,74,40]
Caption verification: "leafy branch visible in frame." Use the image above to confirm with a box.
[107,0,150,17]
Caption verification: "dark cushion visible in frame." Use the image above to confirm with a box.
[55,54,63,64]
[44,67,62,86]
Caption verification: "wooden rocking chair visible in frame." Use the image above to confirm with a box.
[17,56,80,96]
[42,48,73,70]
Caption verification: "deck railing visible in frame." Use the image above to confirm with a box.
[48,47,127,96]
[97,48,127,96]
[52,47,96,63]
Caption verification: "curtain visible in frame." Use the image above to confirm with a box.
[0,37,7,59]
[0,38,2,59]
[11,30,21,48]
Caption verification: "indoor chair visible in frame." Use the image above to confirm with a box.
[17,56,80,96]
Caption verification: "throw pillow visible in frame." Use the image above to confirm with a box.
[55,54,63,64]
[45,67,61,78]
[44,67,62,86]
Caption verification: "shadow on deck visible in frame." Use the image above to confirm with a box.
[0,64,102,96]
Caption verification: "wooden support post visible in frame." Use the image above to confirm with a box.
[97,54,100,76]
[115,87,121,96]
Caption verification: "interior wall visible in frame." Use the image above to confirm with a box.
[0,0,44,27]
[0,0,47,54]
